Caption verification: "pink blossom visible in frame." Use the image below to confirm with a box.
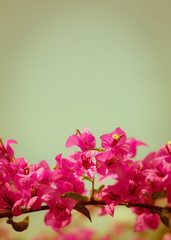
[100,164,146,216]
[156,143,171,163]
[96,148,125,179]
[66,150,97,179]
[143,159,169,198]
[134,212,160,232]
[66,127,96,152]
[0,139,17,161]
[142,152,156,169]
[0,183,23,216]
[44,193,77,231]
[126,138,147,158]
[1,128,171,233]
[52,170,86,196]
[100,127,126,149]
[28,160,52,184]
[13,159,53,210]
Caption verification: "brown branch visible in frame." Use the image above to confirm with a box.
[0,205,50,219]
[0,200,171,219]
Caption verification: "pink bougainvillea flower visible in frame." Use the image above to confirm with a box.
[155,142,171,163]
[0,139,17,161]
[54,154,76,180]
[14,172,41,209]
[100,164,146,216]
[126,138,147,158]
[44,193,77,231]
[52,170,86,196]
[45,205,71,231]
[0,159,11,184]
[1,129,171,234]
[66,127,96,152]
[100,184,121,216]
[0,182,23,216]
[8,157,28,181]
[95,148,125,179]
[142,152,156,169]
[100,127,126,149]
[134,212,160,232]
[27,184,56,210]
[13,160,53,210]
[144,158,169,196]
[14,169,55,211]
[27,160,52,185]
[98,207,108,216]
[66,150,97,179]
[0,156,28,186]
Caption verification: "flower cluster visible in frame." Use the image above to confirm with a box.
[0,127,171,233]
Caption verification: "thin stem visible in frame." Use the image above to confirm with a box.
[89,148,105,152]
[90,177,95,200]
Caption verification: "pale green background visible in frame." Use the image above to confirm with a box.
[0,1,171,239]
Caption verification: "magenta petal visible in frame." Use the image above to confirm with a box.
[12,199,23,216]
[86,165,96,179]
[144,213,160,230]
[0,199,8,210]
[44,210,71,231]
[105,203,115,217]
[27,196,42,210]
[134,214,147,232]
[65,135,79,147]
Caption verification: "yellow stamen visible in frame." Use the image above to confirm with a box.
[112,134,119,139]
[53,166,59,170]
[168,141,171,145]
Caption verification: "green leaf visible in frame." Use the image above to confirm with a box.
[60,192,88,201]
[94,185,105,194]
[151,190,166,201]
[7,215,29,232]
[74,202,92,222]
[159,209,170,228]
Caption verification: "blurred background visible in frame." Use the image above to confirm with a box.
[0,0,171,239]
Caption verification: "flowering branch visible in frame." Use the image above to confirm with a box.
[1,200,171,218]
[0,127,171,233]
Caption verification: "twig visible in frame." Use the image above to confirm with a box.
[0,200,171,219]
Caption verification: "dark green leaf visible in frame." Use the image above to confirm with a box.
[7,215,29,232]
[151,190,166,201]
[159,209,170,228]
[74,202,92,222]
[60,192,88,201]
